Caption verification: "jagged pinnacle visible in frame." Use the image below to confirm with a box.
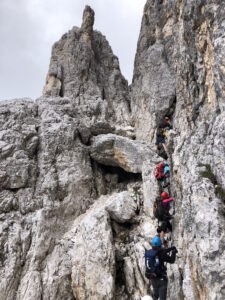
[81,5,95,35]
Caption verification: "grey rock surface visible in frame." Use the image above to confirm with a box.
[132,1,225,299]
[105,191,137,223]
[43,5,131,127]
[1,1,225,300]
[132,42,175,142]
[90,133,160,173]
[0,97,97,300]
[64,188,155,300]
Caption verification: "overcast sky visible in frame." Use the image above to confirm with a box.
[0,0,146,100]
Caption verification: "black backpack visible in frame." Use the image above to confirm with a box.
[153,197,165,221]
[145,249,161,279]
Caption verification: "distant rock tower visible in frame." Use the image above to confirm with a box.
[43,6,130,125]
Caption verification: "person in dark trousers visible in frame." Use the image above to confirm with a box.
[151,236,177,300]
[155,129,168,160]
[157,220,172,247]
[158,117,172,140]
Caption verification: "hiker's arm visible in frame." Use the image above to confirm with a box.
[163,197,174,204]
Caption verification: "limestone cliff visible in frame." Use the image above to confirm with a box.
[0,2,224,300]
[132,1,225,299]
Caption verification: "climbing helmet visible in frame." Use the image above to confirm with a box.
[152,236,162,247]
[161,191,169,200]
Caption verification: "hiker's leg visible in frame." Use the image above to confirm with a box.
[163,177,170,188]
[152,278,160,300]
[159,183,163,194]
[160,178,165,188]
[147,279,152,295]
[160,221,167,245]
[159,179,164,190]
[160,231,165,245]
[158,277,168,300]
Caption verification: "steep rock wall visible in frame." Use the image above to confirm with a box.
[0,6,135,300]
[132,1,225,299]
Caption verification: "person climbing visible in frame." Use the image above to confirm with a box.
[156,129,166,147]
[154,162,165,181]
[163,163,170,188]
[163,163,170,177]
[145,236,178,300]
[155,129,168,160]
[154,162,170,188]
[157,220,172,247]
[153,192,174,246]
[160,117,172,130]
[159,117,172,139]
[161,191,174,219]
[153,192,174,222]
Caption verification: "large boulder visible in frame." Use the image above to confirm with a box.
[105,191,137,223]
[90,134,160,173]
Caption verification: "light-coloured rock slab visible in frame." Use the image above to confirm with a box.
[90,133,161,173]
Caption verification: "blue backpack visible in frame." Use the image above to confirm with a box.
[145,249,161,279]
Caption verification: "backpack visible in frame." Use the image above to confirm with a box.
[163,165,170,178]
[154,163,165,180]
[162,129,168,139]
[145,249,161,279]
[153,197,165,221]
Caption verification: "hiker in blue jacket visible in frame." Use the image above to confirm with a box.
[145,236,177,300]
[162,163,170,188]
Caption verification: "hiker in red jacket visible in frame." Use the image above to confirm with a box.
[154,162,165,180]
[154,162,170,188]
[161,191,174,215]
[160,191,174,246]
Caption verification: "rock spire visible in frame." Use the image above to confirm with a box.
[43,5,130,126]
[80,5,94,46]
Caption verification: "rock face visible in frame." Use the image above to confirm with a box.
[0,1,225,300]
[132,41,176,142]
[132,1,225,299]
[90,133,160,173]
[43,5,130,127]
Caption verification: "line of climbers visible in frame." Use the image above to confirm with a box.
[144,118,178,300]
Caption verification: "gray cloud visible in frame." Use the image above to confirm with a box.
[0,0,145,100]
